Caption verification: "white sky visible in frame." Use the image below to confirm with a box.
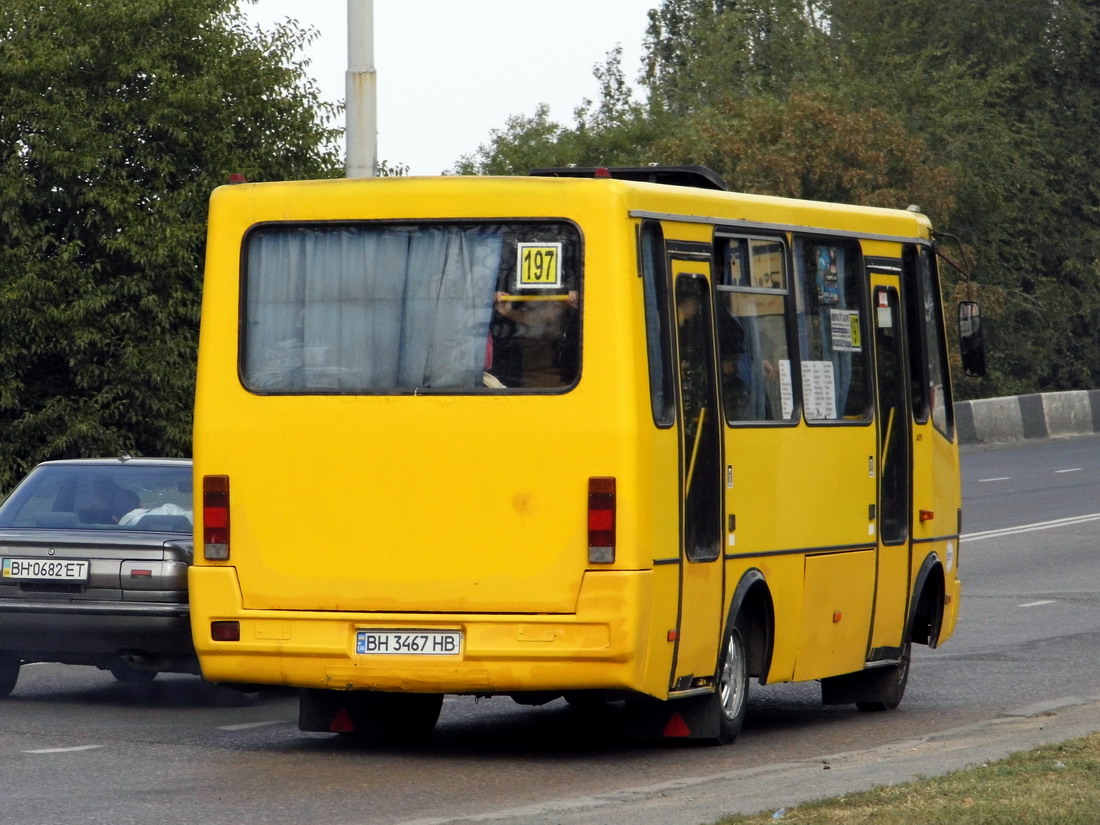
[241,0,658,175]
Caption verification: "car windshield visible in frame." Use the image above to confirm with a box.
[0,463,193,533]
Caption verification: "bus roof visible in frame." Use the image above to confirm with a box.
[213,169,933,241]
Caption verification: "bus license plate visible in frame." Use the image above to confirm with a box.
[2,557,89,581]
[356,630,461,656]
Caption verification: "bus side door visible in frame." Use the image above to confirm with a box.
[869,273,913,655]
[668,256,724,691]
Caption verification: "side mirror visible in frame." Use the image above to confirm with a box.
[958,301,986,378]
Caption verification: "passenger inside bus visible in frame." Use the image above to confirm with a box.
[717,294,786,422]
[675,285,705,428]
[488,289,579,388]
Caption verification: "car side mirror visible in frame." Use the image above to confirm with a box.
[958,301,986,378]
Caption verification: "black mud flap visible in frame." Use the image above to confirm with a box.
[299,687,444,739]
[299,688,363,733]
[821,664,904,706]
[624,693,721,742]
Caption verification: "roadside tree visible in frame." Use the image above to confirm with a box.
[0,0,340,488]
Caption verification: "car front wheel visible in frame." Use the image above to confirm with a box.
[0,651,21,698]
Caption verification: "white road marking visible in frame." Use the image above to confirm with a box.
[217,720,282,731]
[1018,600,1056,608]
[978,477,1011,482]
[1055,468,1083,474]
[24,745,105,754]
[963,513,1100,542]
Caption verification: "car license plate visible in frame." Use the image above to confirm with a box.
[2,557,89,581]
[356,630,461,656]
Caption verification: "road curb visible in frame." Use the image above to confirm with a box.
[403,697,1100,825]
[956,390,1100,445]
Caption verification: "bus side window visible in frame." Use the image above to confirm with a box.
[903,245,954,438]
[641,222,675,426]
[793,238,870,422]
[716,237,795,423]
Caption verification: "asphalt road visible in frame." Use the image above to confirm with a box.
[1,434,1098,825]
[960,434,1100,533]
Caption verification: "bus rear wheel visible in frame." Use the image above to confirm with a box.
[856,643,911,712]
[358,692,443,739]
[301,689,444,741]
[821,643,911,711]
[109,662,158,683]
[711,620,749,744]
[362,692,444,740]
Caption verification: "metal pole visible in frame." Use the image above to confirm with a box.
[346,0,377,178]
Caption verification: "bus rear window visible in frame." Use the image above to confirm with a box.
[241,222,581,394]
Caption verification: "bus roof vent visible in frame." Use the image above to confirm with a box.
[528,165,728,191]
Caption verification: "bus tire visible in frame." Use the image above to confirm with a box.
[856,643,911,712]
[712,619,750,744]
[563,690,611,709]
[823,643,911,711]
[109,662,158,683]
[381,692,444,739]
[0,651,20,698]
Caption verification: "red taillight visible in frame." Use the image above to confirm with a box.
[203,474,230,560]
[211,621,240,642]
[588,476,616,564]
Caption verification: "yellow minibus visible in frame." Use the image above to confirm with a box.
[190,166,966,743]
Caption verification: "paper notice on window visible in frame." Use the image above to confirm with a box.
[779,359,794,419]
[801,360,837,419]
[830,309,862,352]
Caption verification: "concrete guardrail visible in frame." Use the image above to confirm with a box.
[955,389,1100,445]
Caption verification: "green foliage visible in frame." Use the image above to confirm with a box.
[457,48,667,174]
[654,92,956,218]
[455,104,572,175]
[644,0,832,108]
[0,0,341,489]
[822,0,1100,397]
[377,160,410,177]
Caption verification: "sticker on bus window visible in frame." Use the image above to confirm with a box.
[779,360,794,419]
[801,360,838,420]
[830,309,861,352]
[516,243,562,289]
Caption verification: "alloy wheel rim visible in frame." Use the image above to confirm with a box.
[719,632,746,720]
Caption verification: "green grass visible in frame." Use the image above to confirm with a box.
[717,733,1100,825]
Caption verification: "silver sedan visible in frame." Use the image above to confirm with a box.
[0,457,196,695]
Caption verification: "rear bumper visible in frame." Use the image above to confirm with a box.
[0,599,194,661]
[190,565,654,695]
